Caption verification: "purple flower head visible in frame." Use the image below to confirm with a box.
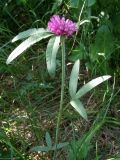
[48,15,77,36]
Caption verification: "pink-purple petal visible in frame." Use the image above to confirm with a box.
[48,15,77,36]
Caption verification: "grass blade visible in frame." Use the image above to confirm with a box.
[77,20,90,28]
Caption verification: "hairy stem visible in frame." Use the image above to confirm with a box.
[54,37,66,159]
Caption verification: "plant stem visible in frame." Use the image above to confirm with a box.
[54,37,66,159]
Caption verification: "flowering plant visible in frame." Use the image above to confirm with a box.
[6,15,111,157]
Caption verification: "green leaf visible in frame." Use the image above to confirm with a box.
[16,0,28,5]
[68,120,104,159]
[46,36,60,78]
[12,28,46,42]
[75,76,111,99]
[70,99,87,120]
[52,142,69,150]
[30,142,69,152]
[52,0,63,12]
[69,43,87,61]
[69,60,80,98]
[6,32,52,64]
[70,0,79,8]
[87,0,96,7]
[30,146,49,152]
[45,132,52,148]
[90,25,114,62]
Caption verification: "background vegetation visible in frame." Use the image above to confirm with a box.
[0,0,120,159]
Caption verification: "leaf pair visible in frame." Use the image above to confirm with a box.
[6,28,53,64]
[6,28,61,78]
[69,60,111,120]
[31,132,68,152]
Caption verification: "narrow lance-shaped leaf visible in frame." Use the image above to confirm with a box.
[30,146,49,152]
[46,36,60,78]
[30,142,69,152]
[70,99,88,120]
[52,142,69,150]
[12,28,47,42]
[75,75,111,99]
[69,60,80,98]
[45,132,52,148]
[6,32,52,64]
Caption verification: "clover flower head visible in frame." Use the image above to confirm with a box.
[48,15,77,36]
